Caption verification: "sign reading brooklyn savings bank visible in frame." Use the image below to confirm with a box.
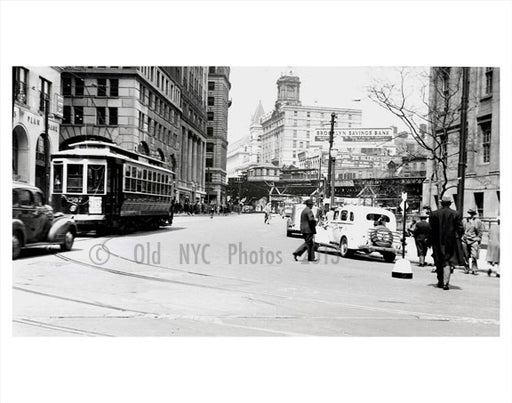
[315,127,394,148]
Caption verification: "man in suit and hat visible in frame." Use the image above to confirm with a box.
[429,194,465,290]
[462,208,484,275]
[293,199,317,262]
[413,212,431,267]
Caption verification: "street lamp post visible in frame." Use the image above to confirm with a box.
[327,113,336,207]
[330,148,338,207]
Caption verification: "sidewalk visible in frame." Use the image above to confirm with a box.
[404,236,498,275]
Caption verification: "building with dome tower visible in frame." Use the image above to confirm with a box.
[259,71,363,167]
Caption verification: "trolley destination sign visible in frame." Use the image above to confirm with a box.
[315,127,394,146]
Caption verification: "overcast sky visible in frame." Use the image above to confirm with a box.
[226,66,429,144]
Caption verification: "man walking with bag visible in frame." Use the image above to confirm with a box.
[429,195,465,290]
[293,199,317,262]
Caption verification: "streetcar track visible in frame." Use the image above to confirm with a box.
[55,253,252,293]
[67,235,258,285]
[28,238,500,329]
[13,318,114,337]
[13,286,155,315]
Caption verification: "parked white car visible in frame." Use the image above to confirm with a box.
[315,205,402,263]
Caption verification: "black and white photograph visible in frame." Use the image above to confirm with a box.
[11,65,501,337]
[1,2,511,403]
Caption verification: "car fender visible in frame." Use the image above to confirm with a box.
[47,217,77,242]
[12,219,27,245]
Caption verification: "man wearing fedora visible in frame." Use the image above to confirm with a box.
[413,212,431,267]
[429,194,465,290]
[293,199,317,262]
[462,208,484,275]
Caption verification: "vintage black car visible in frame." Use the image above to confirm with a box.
[12,182,77,259]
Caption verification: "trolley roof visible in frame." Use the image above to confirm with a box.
[52,141,175,174]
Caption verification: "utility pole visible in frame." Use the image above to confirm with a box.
[457,67,470,213]
[327,113,336,207]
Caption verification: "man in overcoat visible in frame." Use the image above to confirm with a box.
[428,195,465,290]
[293,199,317,262]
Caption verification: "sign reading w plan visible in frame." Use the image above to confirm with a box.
[315,127,394,148]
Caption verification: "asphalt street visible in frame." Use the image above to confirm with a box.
[13,213,500,336]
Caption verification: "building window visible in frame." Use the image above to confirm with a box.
[110,79,119,96]
[440,67,450,94]
[39,77,51,112]
[109,107,118,125]
[293,140,297,148]
[207,111,214,121]
[307,112,310,118]
[97,78,107,96]
[293,131,297,138]
[208,96,215,106]
[96,107,106,125]
[63,105,71,124]
[485,67,493,96]
[207,127,214,136]
[208,81,215,91]
[206,143,214,152]
[75,78,84,96]
[63,76,72,96]
[138,111,144,130]
[148,117,153,135]
[14,67,28,103]
[74,106,83,124]
[474,192,484,217]
[481,121,491,163]
[206,157,213,168]
[209,67,216,74]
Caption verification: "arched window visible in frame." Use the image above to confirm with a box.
[157,148,165,162]
[138,141,150,155]
[12,132,18,173]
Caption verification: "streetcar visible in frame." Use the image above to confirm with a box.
[50,139,175,233]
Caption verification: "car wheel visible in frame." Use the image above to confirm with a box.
[339,236,352,258]
[60,230,75,251]
[382,252,396,263]
[13,233,22,260]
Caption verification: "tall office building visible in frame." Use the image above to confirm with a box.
[423,67,500,217]
[206,67,231,203]
[226,101,264,178]
[12,66,64,196]
[59,66,207,204]
[260,72,363,167]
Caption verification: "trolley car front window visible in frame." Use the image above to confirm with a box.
[87,165,105,193]
[67,164,84,193]
[53,164,63,193]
